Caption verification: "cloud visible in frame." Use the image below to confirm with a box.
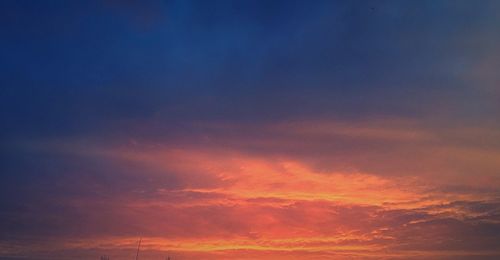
[2,1,500,258]
[2,127,500,258]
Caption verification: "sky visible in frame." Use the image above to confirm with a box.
[1,0,500,259]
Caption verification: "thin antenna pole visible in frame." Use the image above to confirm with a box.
[135,237,142,260]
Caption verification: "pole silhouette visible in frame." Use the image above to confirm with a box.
[135,237,142,260]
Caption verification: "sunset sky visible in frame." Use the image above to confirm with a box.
[1,1,500,259]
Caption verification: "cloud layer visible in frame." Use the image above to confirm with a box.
[1,1,500,259]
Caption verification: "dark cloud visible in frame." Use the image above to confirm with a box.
[2,0,499,139]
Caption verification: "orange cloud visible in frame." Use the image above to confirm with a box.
[5,119,500,259]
